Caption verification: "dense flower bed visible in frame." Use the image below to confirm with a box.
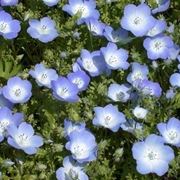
[0,0,180,179]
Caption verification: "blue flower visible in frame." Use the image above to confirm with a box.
[132,134,175,176]
[0,107,23,142]
[7,122,43,155]
[93,104,126,132]
[51,77,79,103]
[64,119,86,140]
[152,0,170,14]
[29,63,58,88]
[136,79,162,97]
[100,42,129,70]
[0,88,13,109]
[127,62,149,85]
[120,119,143,134]
[2,76,32,104]
[103,26,129,43]
[121,4,156,37]
[65,129,97,163]
[77,49,109,77]
[157,117,180,147]
[170,73,180,87]
[108,83,131,102]
[0,0,18,6]
[146,19,167,37]
[56,156,88,180]
[165,89,176,99]
[27,17,58,43]
[67,70,90,91]
[62,0,100,25]
[143,34,174,60]
[43,0,59,7]
[0,11,21,39]
[85,18,105,36]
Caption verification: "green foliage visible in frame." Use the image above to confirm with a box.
[0,0,180,179]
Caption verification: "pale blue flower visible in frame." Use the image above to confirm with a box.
[121,4,156,37]
[132,134,174,176]
[93,104,126,132]
[2,76,32,104]
[7,122,43,155]
[157,117,180,147]
[108,83,131,102]
[29,63,58,88]
[56,156,88,180]
[65,129,97,163]
[100,42,129,70]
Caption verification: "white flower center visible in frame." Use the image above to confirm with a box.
[0,22,10,33]
[83,59,97,73]
[74,5,89,18]
[14,88,22,97]
[73,78,83,88]
[146,149,159,161]
[132,71,143,81]
[57,87,69,98]
[168,130,178,141]
[16,133,30,147]
[133,17,143,25]
[72,144,87,158]
[104,115,113,126]
[38,25,50,34]
[116,91,125,100]
[152,40,165,52]
[108,55,119,65]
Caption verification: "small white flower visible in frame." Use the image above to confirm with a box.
[133,106,148,119]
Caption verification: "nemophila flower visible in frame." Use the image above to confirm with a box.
[85,18,105,36]
[27,17,58,43]
[56,156,88,180]
[152,0,170,14]
[43,0,59,7]
[136,79,162,97]
[7,122,43,155]
[120,119,143,134]
[51,77,79,103]
[127,62,149,85]
[132,134,174,176]
[0,88,13,109]
[165,89,176,99]
[103,26,129,43]
[169,73,180,87]
[65,129,97,163]
[0,107,23,142]
[64,119,86,139]
[120,4,156,37]
[67,71,90,91]
[168,44,180,60]
[108,83,131,102]
[2,76,32,104]
[0,0,18,6]
[146,19,167,37]
[0,11,21,39]
[62,0,100,25]
[157,117,180,147]
[143,34,174,60]
[133,106,148,119]
[100,42,129,70]
[93,104,126,132]
[77,49,108,77]
[29,63,58,88]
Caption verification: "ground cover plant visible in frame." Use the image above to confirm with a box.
[0,0,180,179]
